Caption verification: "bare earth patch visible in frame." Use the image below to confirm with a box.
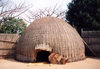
[0,58,100,69]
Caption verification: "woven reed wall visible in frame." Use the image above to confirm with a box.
[82,31,100,57]
[0,34,19,58]
[16,17,85,62]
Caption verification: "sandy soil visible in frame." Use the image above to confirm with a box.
[0,58,100,69]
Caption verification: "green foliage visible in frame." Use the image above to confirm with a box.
[0,17,26,34]
[66,0,100,31]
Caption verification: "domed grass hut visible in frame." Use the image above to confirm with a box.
[16,17,85,64]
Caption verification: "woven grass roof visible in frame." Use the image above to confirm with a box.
[16,16,85,62]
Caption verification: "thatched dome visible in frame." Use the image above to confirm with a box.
[16,17,85,62]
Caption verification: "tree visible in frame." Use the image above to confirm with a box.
[66,0,100,34]
[26,5,66,23]
[0,0,29,18]
[0,0,29,34]
[0,17,26,34]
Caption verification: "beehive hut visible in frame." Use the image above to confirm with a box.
[16,17,85,63]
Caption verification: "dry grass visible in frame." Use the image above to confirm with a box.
[16,16,85,62]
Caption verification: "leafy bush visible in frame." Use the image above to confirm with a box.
[0,17,26,34]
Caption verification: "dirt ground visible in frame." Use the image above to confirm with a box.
[0,58,100,69]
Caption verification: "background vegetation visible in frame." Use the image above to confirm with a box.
[66,0,100,34]
[0,0,28,34]
[0,17,26,34]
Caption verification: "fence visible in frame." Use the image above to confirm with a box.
[0,34,19,58]
[82,31,100,57]
[0,31,100,58]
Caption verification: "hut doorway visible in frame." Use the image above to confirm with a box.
[36,50,50,62]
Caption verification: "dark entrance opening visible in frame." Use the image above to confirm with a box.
[36,51,50,62]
